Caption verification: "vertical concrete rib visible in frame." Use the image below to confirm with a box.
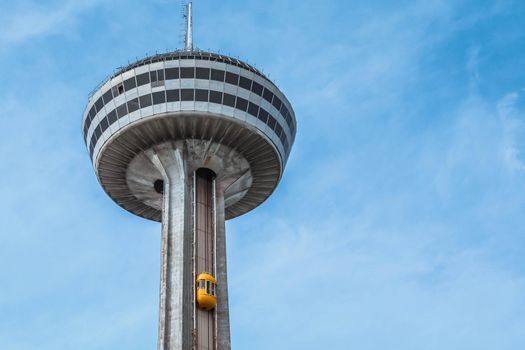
[153,146,193,350]
[215,187,231,350]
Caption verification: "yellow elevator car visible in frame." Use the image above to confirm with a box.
[196,273,217,311]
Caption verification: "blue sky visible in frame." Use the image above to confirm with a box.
[1,0,525,349]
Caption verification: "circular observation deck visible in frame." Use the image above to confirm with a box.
[82,50,296,221]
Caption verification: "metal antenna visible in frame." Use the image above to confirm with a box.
[184,1,193,51]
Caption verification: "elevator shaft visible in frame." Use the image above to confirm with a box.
[193,169,216,349]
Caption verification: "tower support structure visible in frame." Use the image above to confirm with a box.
[81,44,296,350]
[148,142,240,350]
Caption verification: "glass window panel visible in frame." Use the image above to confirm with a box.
[139,94,152,108]
[149,71,158,83]
[257,108,269,123]
[89,106,96,119]
[235,96,248,111]
[157,69,165,81]
[152,91,166,104]
[136,72,150,86]
[195,89,208,102]
[127,98,140,113]
[272,96,282,111]
[180,67,195,79]
[209,90,222,104]
[95,97,103,112]
[248,102,259,117]
[100,117,109,133]
[279,104,286,115]
[251,81,263,96]
[94,124,102,139]
[285,112,292,126]
[223,93,235,107]
[239,76,252,90]
[107,109,118,124]
[277,126,284,139]
[165,68,179,80]
[225,72,239,85]
[116,103,128,117]
[102,90,113,104]
[196,67,210,79]
[267,115,277,129]
[263,88,273,103]
[166,89,180,102]
[124,77,137,91]
[210,69,225,82]
[181,89,194,101]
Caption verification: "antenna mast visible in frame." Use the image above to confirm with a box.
[184,1,193,51]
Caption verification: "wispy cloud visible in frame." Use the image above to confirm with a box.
[498,92,525,172]
[0,0,100,48]
[226,1,525,348]
[1,0,525,349]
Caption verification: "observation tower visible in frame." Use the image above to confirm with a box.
[81,2,296,349]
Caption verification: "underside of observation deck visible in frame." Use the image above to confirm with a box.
[95,112,282,221]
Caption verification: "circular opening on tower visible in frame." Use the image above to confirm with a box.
[154,179,164,194]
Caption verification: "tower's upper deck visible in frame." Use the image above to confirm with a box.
[82,50,297,220]
[83,50,296,164]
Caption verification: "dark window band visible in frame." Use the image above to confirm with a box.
[84,67,295,138]
[84,67,295,150]
[88,88,291,160]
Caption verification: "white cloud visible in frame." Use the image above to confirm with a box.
[0,0,100,48]
[229,216,525,349]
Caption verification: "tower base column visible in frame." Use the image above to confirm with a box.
[151,146,194,350]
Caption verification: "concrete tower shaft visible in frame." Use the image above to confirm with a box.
[150,143,235,349]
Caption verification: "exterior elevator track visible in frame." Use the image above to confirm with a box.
[193,168,217,350]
